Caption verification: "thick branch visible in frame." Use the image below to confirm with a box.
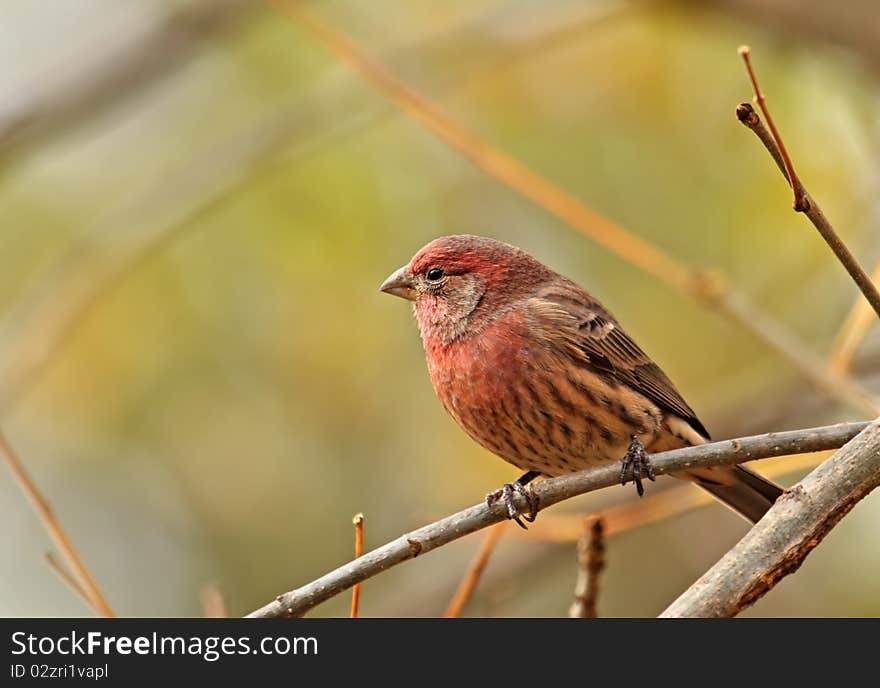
[661,417,880,617]
[246,421,867,618]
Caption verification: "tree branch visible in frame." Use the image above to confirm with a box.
[0,428,114,617]
[246,421,867,618]
[736,49,880,322]
[661,417,880,617]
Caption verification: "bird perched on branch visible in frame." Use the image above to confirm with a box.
[380,235,781,527]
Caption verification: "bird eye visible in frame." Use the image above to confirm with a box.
[426,267,444,281]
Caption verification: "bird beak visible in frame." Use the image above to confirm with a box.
[380,266,417,301]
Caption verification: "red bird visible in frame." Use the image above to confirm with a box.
[380,235,781,526]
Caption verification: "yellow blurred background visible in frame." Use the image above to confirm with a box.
[1,0,879,617]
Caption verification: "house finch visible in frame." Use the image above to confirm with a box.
[380,235,781,526]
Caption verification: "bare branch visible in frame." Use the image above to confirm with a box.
[736,49,880,322]
[443,523,505,618]
[246,421,867,618]
[738,47,806,210]
[661,417,880,617]
[569,517,605,618]
[350,513,364,618]
[0,429,114,617]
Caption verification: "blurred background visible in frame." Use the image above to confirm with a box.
[1,0,879,618]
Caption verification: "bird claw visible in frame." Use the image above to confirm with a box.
[486,481,539,530]
[619,435,655,497]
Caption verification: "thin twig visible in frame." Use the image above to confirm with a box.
[246,421,867,618]
[661,417,880,617]
[350,513,364,618]
[737,48,880,322]
[0,429,114,617]
[45,552,93,611]
[738,46,806,210]
[443,522,505,618]
[267,2,879,416]
[200,583,228,618]
[829,258,880,375]
[569,517,605,618]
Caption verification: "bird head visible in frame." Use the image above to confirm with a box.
[380,234,552,344]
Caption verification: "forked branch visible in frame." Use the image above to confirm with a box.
[662,417,880,617]
[247,421,867,618]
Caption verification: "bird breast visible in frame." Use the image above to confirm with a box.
[424,317,665,476]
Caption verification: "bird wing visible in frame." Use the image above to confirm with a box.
[527,281,710,440]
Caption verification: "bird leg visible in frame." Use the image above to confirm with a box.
[486,470,541,530]
[619,435,655,497]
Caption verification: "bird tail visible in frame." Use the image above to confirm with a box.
[686,465,783,523]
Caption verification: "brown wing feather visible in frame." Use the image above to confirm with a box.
[530,281,710,440]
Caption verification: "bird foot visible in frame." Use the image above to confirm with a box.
[486,480,539,530]
[619,435,655,497]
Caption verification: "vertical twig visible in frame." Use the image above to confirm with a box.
[737,47,880,322]
[0,429,114,617]
[569,517,606,618]
[350,513,365,618]
[200,583,228,618]
[738,46,806,210]
[443,522,505,618]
